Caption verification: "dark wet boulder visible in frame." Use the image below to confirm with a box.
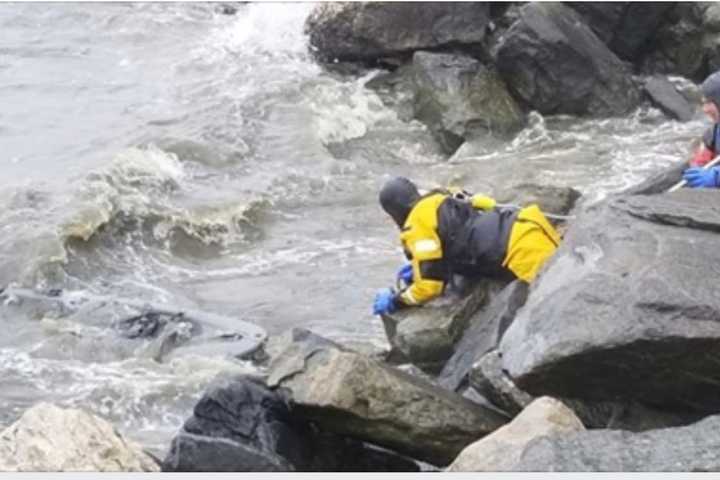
[640,3,709,80]
[566,2,675,61]
[500,188,720,414]
[162,376,419,472]
[380,281,494,374]
[438,280,528,392]
[410,51,525,154]
[305,3,491,64]
[163,376,304,471]
[267,338,508,466]
[494,2,642,117]
[510,414,720,471]
[643,75,696,122]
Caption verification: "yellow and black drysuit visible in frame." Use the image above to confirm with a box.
[382,182,561,308]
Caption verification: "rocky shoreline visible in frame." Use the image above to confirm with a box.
[5,2,720,472]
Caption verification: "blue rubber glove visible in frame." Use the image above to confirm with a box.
[683,167,720,188]
[373,288,397,316]
[396,263,413,286]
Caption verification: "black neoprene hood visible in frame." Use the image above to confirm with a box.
[379,176,421,228]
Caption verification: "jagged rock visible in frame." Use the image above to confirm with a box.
[470,350,703,430]
[511,413,720,471]
[500,188,720,413]
[0,403,158,472]
[447,397,584,472]
[268,344,508,466]
[380,281,492,374]
[494,2,642,116]
[410,51,525,154]
[469,349,534,416]
[305,3,491,64]
[260,327,341,365]
[567,2,675,61]
[438,280,528,391]
[163,376,419,472]
[643,75,696,121]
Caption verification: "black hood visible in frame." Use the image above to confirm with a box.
[379,176,420,228]
[702,70,720,107]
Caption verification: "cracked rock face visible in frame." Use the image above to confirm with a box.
[500,189,720,413]
[268,344,508,466]
[511,413,720,471]
[0,403,159,472]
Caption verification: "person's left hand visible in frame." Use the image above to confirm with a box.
[396,263,413,286]
[683,167,720,188]
[373,288,397,316]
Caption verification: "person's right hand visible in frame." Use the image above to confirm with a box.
[683,166,720,188]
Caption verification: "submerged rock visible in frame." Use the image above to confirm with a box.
[447,396,584,472]
[410,51,524,154]
[511,413,720,471]
[500,188,720,413]
[0,403,158,472]
[268,340,508,466]
[494,2,642,116]
[305,3,491,64]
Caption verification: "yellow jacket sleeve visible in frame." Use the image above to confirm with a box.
[398,236,445,305]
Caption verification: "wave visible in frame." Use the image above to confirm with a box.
[60,145,269,250]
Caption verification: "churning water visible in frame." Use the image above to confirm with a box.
[0,3,709,454]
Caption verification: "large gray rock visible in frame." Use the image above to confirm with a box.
[163,376,418,472]
[0,403,158,472]
[511,413,720,471]
[470,350,703,430]
[305,3,491,64]
[410,51,525,154]
[447,396,584,472]
[567,2,675,61]
[500,188,720,413]
[381,281,492,374]
[643,75,696,122]
[268,344,508,466]
[494,2,642,116]
[438,280,528,391]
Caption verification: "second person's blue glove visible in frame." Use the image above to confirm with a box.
[683,166,720,188]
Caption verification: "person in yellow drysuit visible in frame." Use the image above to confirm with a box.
[372,176,561,315]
